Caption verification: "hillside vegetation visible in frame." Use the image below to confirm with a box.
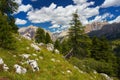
[0,34,109,80]
[0,1,119,79]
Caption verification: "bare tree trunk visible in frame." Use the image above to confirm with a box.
[64,48,73,59]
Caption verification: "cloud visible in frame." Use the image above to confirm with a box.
[27,1,100,33]
[81,6,99,18]
[101,0,120,8]
[13,0,33,14]
[53,30,62,33]
[15,18,27,25]
[89,13,114,23]
[14,4,33,14]
[14,0,22,5]
[109,16,120,23]
[27,3,57,23]
[73,0,87,5]
[49,24,60,29]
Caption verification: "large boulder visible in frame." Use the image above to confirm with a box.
[31,43,41,51]
[0,58,4,64]
[100,73,113,80]
[14,64,27,74]
[27,60,39,72]
[46,43,54,51]
[54,49,60,54]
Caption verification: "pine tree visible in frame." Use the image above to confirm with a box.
[35,28,46,43]
[0,12,15,49]
[61,39,71,55]
[0,0,17,49]
[8,16,18,33]
[45,32,52,44]
[91,36,116,62]
[68,11,91,58]
[0,0,18,33]
[0,0,18,15]
[54,39,61,50]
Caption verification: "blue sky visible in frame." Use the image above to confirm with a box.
[14,0,120,33]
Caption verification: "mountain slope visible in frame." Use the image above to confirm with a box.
[88,23,120,39]
[52,22,108,41]
[0,34,111,80]
[85,22,108,33]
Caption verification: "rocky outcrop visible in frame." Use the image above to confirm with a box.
[18,26,38,40]
[85,22,108,33]
[88,22,120,39]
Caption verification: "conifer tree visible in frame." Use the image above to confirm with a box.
[54,39,61,50]
[91,36,116,62]
[8,16,18,33]
[0,12,15,49]
[0,0,18,15]
[61,39,71,55]
[45,32,52,44]
[0,0,18,49]
[68,11,91,58]
[35,28,46,43]
[0,0,18,32]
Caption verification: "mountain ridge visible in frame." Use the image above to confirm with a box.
[18,22,120,41]
[52,21,109,41]
[88,22,120,39]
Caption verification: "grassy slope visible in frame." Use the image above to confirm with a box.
[0,35,107,80]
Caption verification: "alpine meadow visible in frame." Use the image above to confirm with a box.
[0,0,120,80]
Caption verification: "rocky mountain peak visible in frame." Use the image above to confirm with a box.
[53,22,108,40]
[88,22,120,39]
[18,25,38,40]
[85,21,108,33]
[18,25,54,41]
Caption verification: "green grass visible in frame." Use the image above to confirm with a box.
[0,35,110,80]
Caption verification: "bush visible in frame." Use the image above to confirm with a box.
[69,57,117,76]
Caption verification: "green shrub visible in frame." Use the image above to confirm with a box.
[69,57,117,76]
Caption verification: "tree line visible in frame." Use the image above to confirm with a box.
[0,0,18,49]
[35,28,52,44]
[54,12,120,78]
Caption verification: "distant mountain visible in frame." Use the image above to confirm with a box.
[18,26,38,40]
[19,22,120,41]
[53,22,108,41]
[18,25,54,40]
[88,22,120,40]
[52,30,69,42]
[85,22,108,33]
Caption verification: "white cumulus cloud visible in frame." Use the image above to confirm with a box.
[14,0,22,5]
[27,3,57,23]
[27,1,100,32]
[109,16,120,23]
[15,18,27,25]
[49,24,60,29]
[14,4,33,14]
[89,13,114,23]
[73,0,88,5]
[101,0,120,8]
